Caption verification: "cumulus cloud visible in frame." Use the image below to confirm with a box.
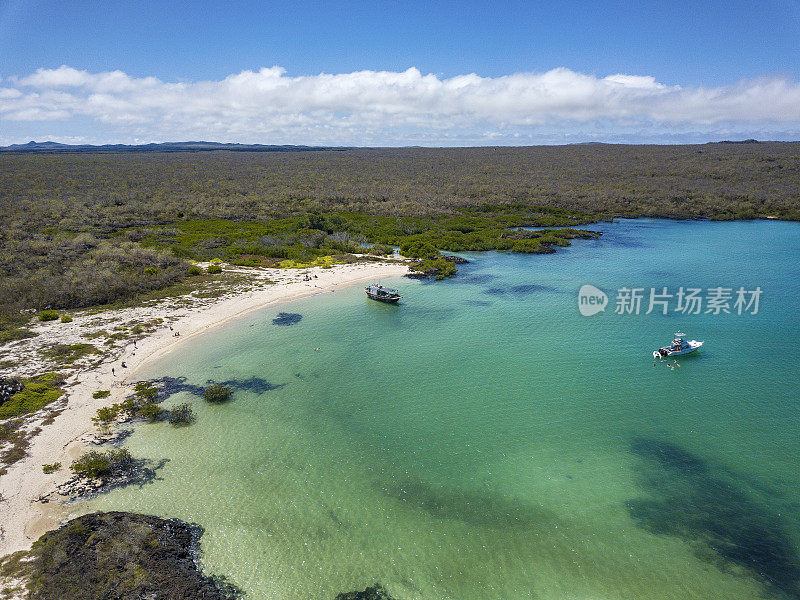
[1,65,799,144]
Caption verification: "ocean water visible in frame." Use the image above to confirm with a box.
[88,219,800,600]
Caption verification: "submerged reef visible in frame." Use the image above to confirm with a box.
[382,478,551,530]
[627,437,800,599]
[153,375,284,398]
[0,512,240,600]
[336,583,398,600]
[481,283,558,297]
[272,312,303,326]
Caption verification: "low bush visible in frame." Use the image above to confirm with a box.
[139,402,165,422]
[39,310,59,322]
[39,343,99,365]
[206,263,223,274]
[0,373,65,419]
[203,384,232,403]
[133,381,158,402]
[92,405,120,428]
[92,390,110,399]
[367,244,394,256]
[60,315,73,323]
[168,403,195,426]
[187,265,203,276]
[71,448,133,479]
[409,257,458,279]
[42,462,61,474]
[71,451,110,479]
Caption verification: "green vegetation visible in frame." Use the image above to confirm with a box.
[41,462,60,474]
[133,380,158,402]
[71,448,132,479]
[39,342,99,365]
[92,389,111,399]
[59,314,73,323]
[139,402,165,422]
[187,264,203,275]
[410,257,458,279]
[0,372,65,420]
[168,403,195,426]
[204,384,232,403]
[1,144,798,315]
[38,310,59,322]
[91,405,120,433]
[0,512,241,600]
[0,314,35,345]
[207,263,223,274]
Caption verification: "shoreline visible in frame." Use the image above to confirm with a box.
[0,260,408,558]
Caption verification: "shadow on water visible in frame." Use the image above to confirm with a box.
[380,478,553,530]
[452,273,498,285]
[153,376,285,398]
[627,437,800,599]
[272,312,303,326]
[463,299,493,307]
[482,284,559,297]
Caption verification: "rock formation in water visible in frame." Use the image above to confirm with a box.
[335,583,398,600]
[0,512,240,600]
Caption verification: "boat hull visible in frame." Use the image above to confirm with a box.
[366,293,401,303]
[655,340,703,357]
[662,347,699,357]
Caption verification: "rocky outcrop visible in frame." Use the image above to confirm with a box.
[0,512,240,600]
[440,254,470,264]
[0,377,24,405]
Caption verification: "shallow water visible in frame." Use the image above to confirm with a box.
[89,219,800,600]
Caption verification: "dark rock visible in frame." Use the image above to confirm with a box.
[272,312,303,326]
[7,511,240,600]
[0,377,24,405]
[441,254,469,264]
[335,583,397,600]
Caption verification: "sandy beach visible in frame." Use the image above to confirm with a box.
[0,260,407,558]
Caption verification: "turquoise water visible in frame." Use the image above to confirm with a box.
[89,219,800,600]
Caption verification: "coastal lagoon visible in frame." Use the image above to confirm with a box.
[89,219,800,600]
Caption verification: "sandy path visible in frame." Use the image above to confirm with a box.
[0,261,407,557]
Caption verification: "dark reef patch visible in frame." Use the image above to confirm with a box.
[336,584,398,600]
[455,273,497,285]
[629,437,708,475]
[0,511,240,600]
[509,283,559,295]
[382,478,551,529]
[482,284,558,297]
[216,376,284,394]
[482,287,507,296]
[272,312,303,326]
[463,299,493,307]
[153,376,283,399]
[627,437,800,599]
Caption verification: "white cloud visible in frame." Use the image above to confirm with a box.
[1,65,799,144]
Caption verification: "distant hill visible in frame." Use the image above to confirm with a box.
[0,140,349,153]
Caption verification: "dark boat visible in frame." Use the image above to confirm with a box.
[365,284,402,303]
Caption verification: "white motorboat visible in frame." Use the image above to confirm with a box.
[653,332,703,359]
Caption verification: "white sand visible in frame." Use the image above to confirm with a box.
[0,261,407,557]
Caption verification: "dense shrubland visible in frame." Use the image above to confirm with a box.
[1,143,797,318]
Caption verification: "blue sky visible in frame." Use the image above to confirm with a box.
[1,0,799,145]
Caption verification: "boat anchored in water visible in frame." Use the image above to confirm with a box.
[653,332,703,359]
[365,284,402,303]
